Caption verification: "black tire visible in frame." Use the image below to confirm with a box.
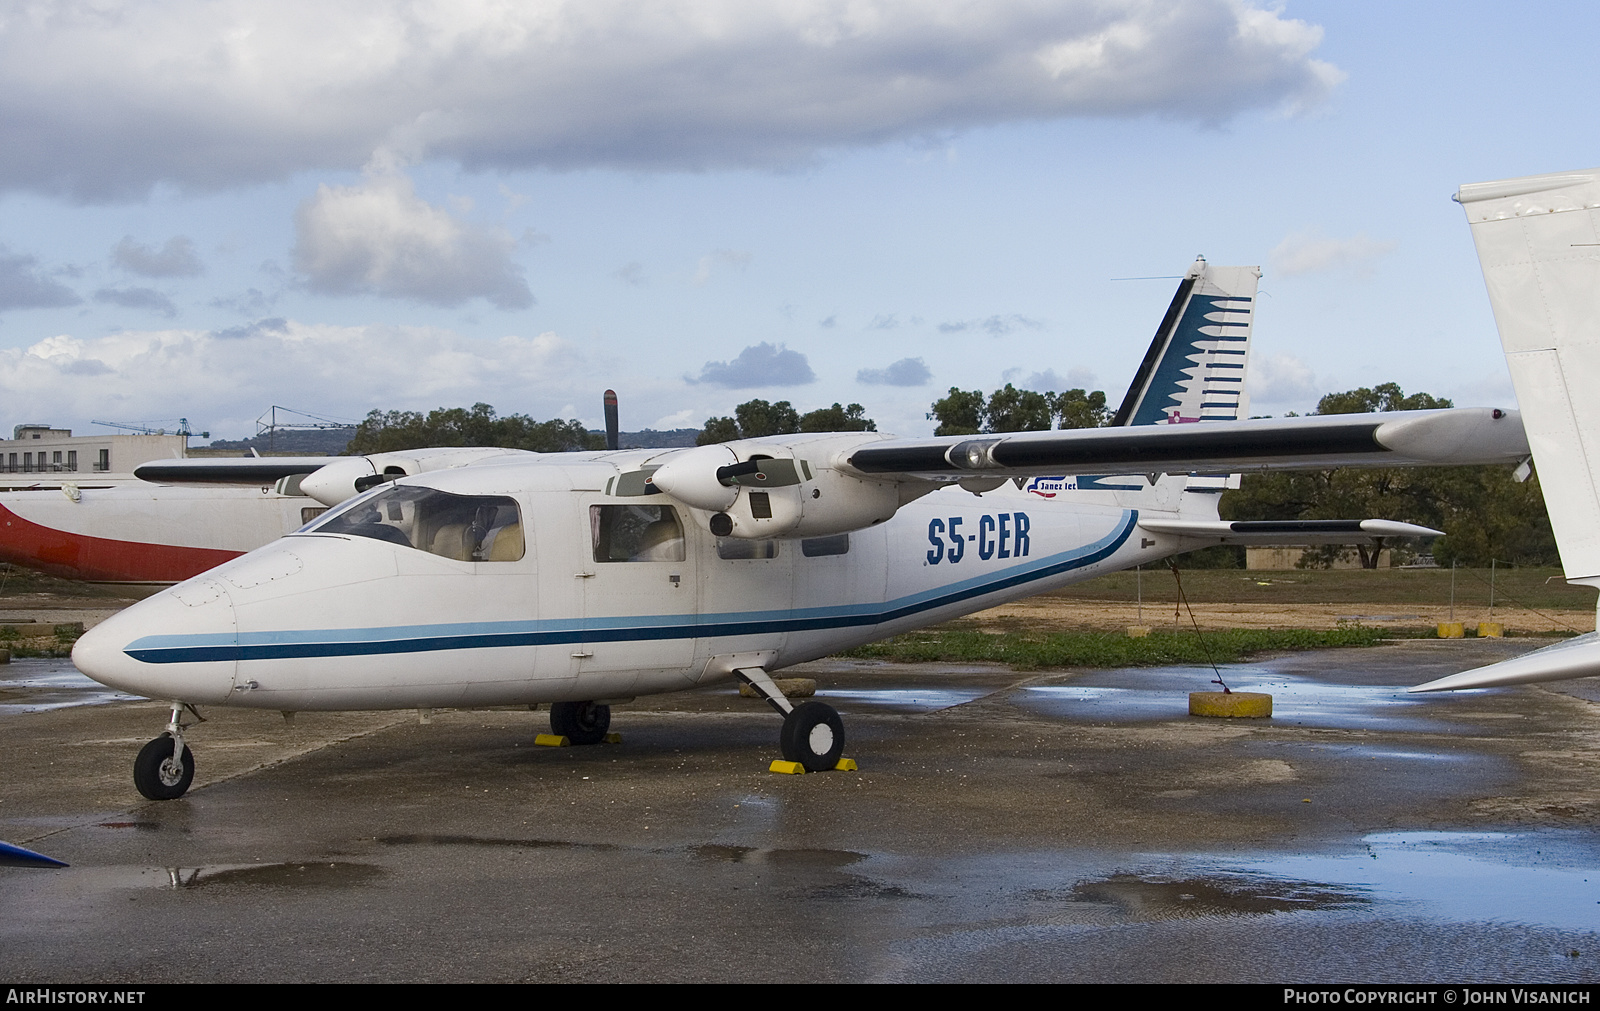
[780,701,845,772]
[550,701,610,746]
[133,733,194,800]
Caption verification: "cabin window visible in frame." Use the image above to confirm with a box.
[591,504,685,562]
[304,486,525,561]
[801,534,850,557]
[716,538,779,560]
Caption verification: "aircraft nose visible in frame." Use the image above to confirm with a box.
[72,584,237,704]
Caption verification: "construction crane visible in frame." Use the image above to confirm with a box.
[92,418,209,438]
[255,406,356,453]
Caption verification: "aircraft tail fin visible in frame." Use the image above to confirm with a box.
[1113,258,1261,428]
[1458,169,1600,584]
[1416,168,1600,691]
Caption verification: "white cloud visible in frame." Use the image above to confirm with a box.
[1247,353,1321,409]
[691,342,816,388]
[112,236,203,278]
[858,357,931,386]
[691,250,753,286]
[0,1,1341,197]
[293,169,533,309]
[1270,230,1397,278]
[0,321,584,433]
[939,314,1042,336]
[1003,367,1097,391]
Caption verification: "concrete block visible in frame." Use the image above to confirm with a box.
[1189,691,1272,718]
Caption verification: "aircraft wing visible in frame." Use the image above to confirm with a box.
[133,457,336,485]
[1410,633,1600,693]
[1138,518,1443,545]
[843,408,1528,480]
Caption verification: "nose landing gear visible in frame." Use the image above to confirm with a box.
[736,667,846,772]
[133,703,201,800]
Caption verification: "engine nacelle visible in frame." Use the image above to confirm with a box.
[651,436,900,539]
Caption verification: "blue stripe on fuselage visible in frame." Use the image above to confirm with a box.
[123,511,1139,663]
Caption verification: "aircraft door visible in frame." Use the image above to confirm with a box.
[575,496,698,685]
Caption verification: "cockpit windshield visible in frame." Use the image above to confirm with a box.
[302,486,524,562]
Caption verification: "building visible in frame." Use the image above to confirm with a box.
[0,425,189,487]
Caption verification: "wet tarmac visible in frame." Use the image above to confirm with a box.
[2,638,1599,983]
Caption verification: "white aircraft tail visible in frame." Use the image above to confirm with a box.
[1113,257,1261,427]
[1457,170,1600,584]
[1101,257,1261,514]
[1414,168,1600,692]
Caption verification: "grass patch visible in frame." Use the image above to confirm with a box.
[840,625,1396,670]
[1051,566,1592,612]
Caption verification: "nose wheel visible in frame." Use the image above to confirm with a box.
[736,667,847,772]
[780,701,845,772]
[133,703,201,800]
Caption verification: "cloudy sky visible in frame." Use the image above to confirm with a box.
[0,0,1594,442]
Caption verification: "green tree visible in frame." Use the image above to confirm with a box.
[1054,388,1111,430]
[698,399,876,444]
[928,384,1111,436]
[985,384,1054,433]
[735,399,800,438]
[347,403,603,454]
[695,416,742,446]
[1222,384,1553,568]
[928,388,985,436]
[799,403,877,433]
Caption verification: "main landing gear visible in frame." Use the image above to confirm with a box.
[550,700,610,746]
[736,668,845,772]
[133,703,201,800]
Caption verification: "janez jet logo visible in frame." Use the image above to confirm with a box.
[927,513,1030,565]
[1024,476,1074,499]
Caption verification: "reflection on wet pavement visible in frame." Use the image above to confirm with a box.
[1238,831,1600,933]
[815,687,989,711]
[1017,665,1460,731]
[0,658,139,713]
[60,862,384,892]
[1067,872,1368,919]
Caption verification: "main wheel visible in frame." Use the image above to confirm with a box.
[780,701,845,772]
[133,733,194,800]
[550,701,610,746]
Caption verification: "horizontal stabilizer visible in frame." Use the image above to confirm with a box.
[1138,518,1442,546]
[135,457,335,486]
[1410,632,1600,692]
[847,408,1527,479]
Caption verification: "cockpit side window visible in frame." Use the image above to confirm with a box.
[305,486,525,561]
[591,504,685,562]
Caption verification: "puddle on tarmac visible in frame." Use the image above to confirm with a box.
[378,833,617,852]
[0,659,140,713]
[1065,873,1368,919]
[1233,831,1600,932]
[692,845,865,869]
[68,861,383,891]
[1016,667,1457,731]
[1031,830,1600,931]
[814,688,988,711]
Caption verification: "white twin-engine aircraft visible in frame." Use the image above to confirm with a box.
[70,259,1529,799]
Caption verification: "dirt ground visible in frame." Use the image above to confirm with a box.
[964,596,1595,635]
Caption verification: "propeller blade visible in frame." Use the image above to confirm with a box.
[604,389,619,451]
